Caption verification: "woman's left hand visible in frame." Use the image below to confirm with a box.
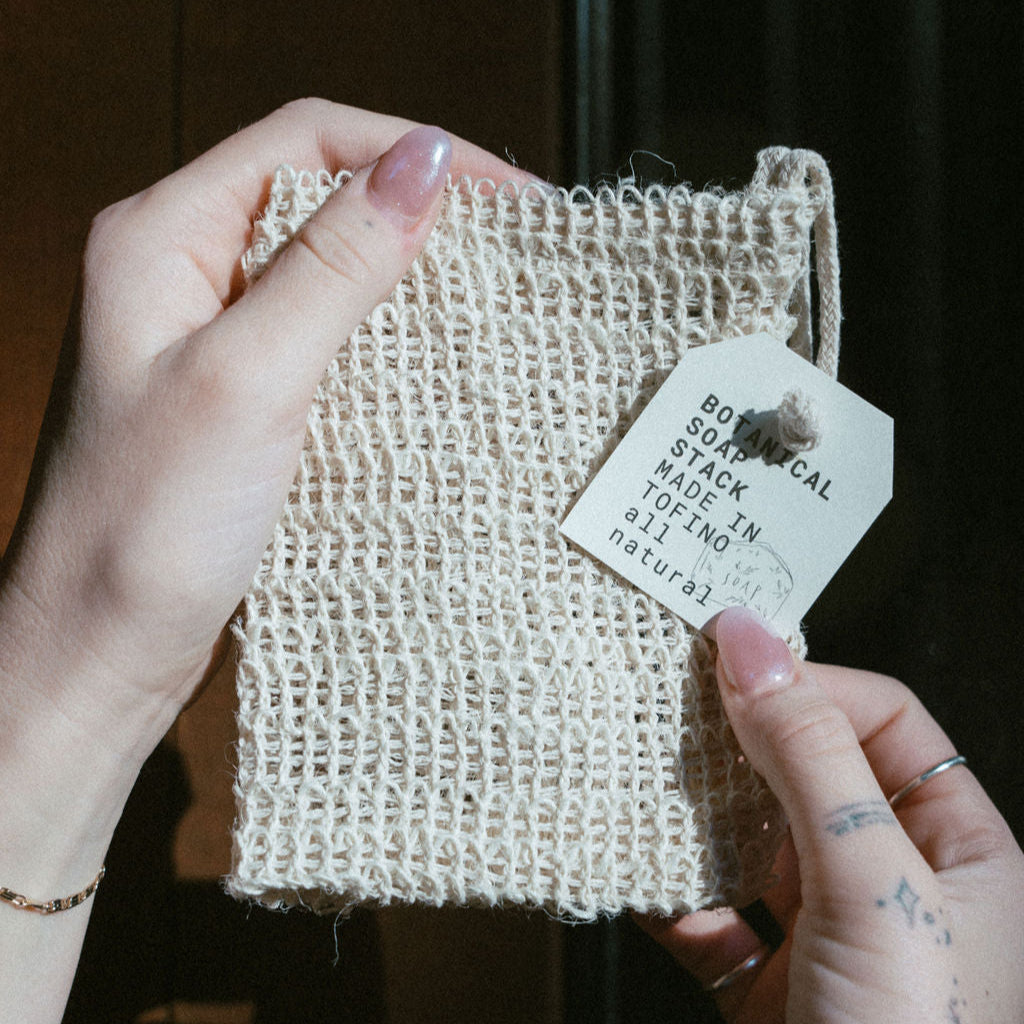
[636,608,1024,1023]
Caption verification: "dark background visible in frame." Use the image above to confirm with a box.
[1,2,1020,1021]
[571,4,1024,1019]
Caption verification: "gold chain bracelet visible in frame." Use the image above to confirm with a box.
[0,865,106,914]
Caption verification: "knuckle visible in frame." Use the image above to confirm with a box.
[86,196,135,251]
[276,96,337,132]
[767,694,853,762]
[85,191,160,269]
[938,817,1020,871]
[293,217,377,290]
[87,203,120,240]
[873,671,921,713]
[279,96,330,117]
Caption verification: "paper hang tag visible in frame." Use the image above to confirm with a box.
[560,333,893,634]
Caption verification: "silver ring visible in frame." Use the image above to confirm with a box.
[705,945,770,993]
[888,755,967,808]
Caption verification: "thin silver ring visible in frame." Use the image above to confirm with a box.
[888,755,967,808]
[705,945,770,993]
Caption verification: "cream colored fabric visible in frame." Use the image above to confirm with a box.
[228,149,837,918]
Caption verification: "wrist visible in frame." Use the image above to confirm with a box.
[0,569,186,885]
[0,692,136,904]
[0,624,168,900]
[0,532,197,758]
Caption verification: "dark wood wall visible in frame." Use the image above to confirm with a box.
[3,4,565,1023]
[3,2,1021,1022]
[569,3,1024,1021]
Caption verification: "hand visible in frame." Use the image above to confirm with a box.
[1,98,536,762]
[0,99,536,1024]
[636,606,1024,1023]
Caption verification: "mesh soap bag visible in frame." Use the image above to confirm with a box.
[228,147,841,918]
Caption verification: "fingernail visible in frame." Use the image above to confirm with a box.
[716,606,794,694]
[368,126,451,223]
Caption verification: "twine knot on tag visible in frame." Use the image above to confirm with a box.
[777,388,822,452]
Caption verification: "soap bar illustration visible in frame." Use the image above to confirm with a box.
[693,540,793,620]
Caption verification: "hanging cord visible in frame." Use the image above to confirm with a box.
[752,148,841,450]
[806,153,841,380]
[752,147,841,379]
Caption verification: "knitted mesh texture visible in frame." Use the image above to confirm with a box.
[228,151,827,918]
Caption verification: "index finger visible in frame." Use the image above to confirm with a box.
[710,610,923,899]
[811,663,1013,872]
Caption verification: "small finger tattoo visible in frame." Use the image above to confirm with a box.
[823,800,896,838]
[891,876,920,925]
[876,878,954,947]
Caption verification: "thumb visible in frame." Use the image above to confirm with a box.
[712,606,923,896]
[202,124,452,417]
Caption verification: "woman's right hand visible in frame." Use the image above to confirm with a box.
[0,99,536,1024]
[638,606,1024,1023]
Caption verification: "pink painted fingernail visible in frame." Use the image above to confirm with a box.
[368,125,451,223]
[716,606,794,694]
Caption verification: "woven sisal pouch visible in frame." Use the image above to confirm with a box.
[228,147,840,919]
